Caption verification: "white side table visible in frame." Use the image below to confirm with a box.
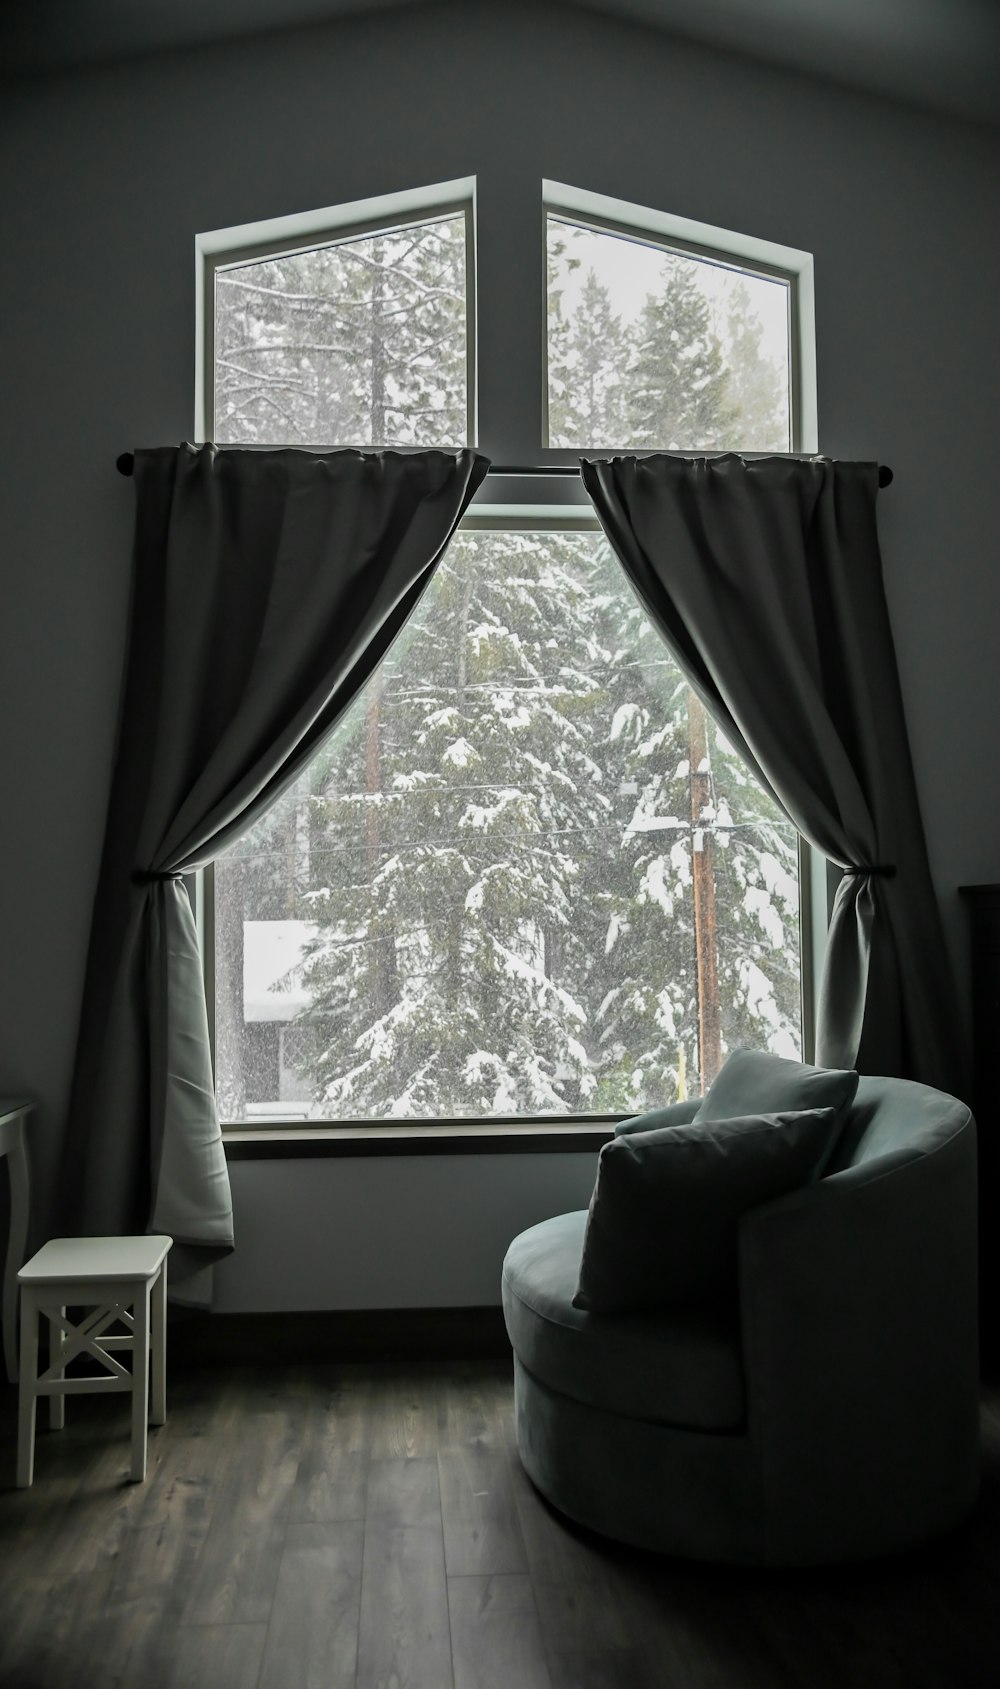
[0,1099,32,1384]
[17,1234,172,1487]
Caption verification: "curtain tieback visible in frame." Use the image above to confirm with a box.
[843,863,896,878]
[131,869,183,885]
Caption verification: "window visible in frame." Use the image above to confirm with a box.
[542,180,813,456]
[214,519,801,1124]
[197,180,475,448]
[546,214,791,452]
[199,180,816,1127]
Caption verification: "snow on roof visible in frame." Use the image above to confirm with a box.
[243,921,318,1023]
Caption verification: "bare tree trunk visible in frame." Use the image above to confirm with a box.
[215,857,247,1120]
[687,686,722,1092]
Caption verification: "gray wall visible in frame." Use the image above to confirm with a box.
[212,1153,600,1311]
[2,0,998,1309]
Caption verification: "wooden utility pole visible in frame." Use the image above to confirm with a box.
[687,685,722,1091]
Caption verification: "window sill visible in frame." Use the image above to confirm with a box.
[222,1120,616,1159]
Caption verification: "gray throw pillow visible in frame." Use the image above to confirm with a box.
[573,1106,840,1314]
[693,1049,859,1128]
[615,1100,697,1138]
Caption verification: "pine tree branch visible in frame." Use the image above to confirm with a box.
[216,356,312,391]
[218,340,358,359]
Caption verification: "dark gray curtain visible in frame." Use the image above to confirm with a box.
[62,444,488,1275]
[581,452,963,1093]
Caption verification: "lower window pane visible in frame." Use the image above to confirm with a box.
[214,528,801,1124]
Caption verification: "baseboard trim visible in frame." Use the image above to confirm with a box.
[168,1305,511,1367]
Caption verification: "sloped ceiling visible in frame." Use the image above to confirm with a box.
[2,0,998,128]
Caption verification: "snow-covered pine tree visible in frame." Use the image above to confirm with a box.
[573,548,699,1110]
[626,256,737,449]
[299,529,617,1117]
[720,278,789,451]
[214,214,466,446]
[699,719,802,1060]
[548,267,630,447]
[545,222,578,447]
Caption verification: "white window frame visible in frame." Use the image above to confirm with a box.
[541,179,817,458]
[195,177,478,449]
[195,182,825,1127]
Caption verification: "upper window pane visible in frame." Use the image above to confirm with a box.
[213,211,468,447]
[546,214,791,452]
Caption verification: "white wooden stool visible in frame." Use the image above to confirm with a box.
[16,1235,172,1487]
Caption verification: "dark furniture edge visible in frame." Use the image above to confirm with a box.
[223,1125,613,1158]
[168,1305,511,1366]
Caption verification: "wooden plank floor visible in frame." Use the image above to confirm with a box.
[1,1360,999,1688]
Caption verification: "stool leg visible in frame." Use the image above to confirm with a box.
[16,1289,39,1488]
[50,1307,66,1431]
[151,1261,167,1427]
[130,1285,151,1482]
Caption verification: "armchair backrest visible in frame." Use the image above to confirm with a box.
[825,1074,973,1175]
[736,1074,979,1563]
[616,1075,974,1180]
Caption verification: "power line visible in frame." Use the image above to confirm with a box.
[224,819,793,869]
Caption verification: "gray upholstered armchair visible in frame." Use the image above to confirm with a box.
[502,1074,980,1565]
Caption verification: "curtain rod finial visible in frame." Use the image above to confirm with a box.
[117,452,134,477]
[878,465,893,488]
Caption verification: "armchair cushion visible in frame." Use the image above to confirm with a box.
[573,1106,840,1313]
[503,1211,745,1431]
[693,1048,859,1128]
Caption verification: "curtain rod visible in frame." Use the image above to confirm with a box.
[115,453,893,487]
